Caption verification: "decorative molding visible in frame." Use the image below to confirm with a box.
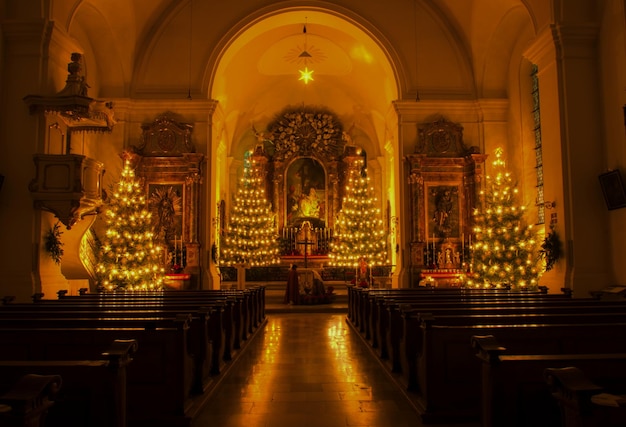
[135,113,195,156]
[23,53,115,136]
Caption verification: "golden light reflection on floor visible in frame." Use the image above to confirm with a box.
[192,313,421,427]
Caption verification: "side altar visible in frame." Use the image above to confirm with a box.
[405,119,487,287]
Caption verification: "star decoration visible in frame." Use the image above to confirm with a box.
[298,67,314,84]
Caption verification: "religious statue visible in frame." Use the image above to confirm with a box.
[432,186,457,237]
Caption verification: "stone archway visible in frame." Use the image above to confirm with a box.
[207,6,403,286]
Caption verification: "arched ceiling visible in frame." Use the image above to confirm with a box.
[54,0,539,156]
[211,9,399,157]
[58,0,541,101]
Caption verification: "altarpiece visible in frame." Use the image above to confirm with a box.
[405,119,487,286]
[250,106,364,268]
[130,113,204,289]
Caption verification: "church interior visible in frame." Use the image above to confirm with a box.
[0,0,626,426]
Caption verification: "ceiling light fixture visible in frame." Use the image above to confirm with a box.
[298,19,314,84]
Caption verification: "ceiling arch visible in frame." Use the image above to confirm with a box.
[209,7,402,159]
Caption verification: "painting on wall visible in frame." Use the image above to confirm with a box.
[285,157,326,228]
[599,170,626,210]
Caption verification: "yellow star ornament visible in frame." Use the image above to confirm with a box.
[298,67,314,84]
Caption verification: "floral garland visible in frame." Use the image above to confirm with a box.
[268,107,343,161]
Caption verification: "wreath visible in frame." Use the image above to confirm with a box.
[267,107,343,161]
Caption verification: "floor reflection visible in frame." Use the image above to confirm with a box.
[192,313,421,427]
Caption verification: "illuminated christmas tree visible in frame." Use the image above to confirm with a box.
[329,159,388,278]
[219,148,280,270]
[466,148,542,289]
[96,159,165,291]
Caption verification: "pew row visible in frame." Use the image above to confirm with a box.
[0,289,267,426]
[405,316,626,423]
[346,288,626,424]
[0,316,198,426]
[473,335,626,427]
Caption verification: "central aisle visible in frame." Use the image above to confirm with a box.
[192,313,422,427]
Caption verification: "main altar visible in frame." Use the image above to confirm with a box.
[245,106,365,271]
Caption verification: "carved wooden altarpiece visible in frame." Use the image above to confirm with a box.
[130,113,204,289]
[405,119,487,286]
[253,107,360,265]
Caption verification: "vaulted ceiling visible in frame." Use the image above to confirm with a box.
[46,0,562,157]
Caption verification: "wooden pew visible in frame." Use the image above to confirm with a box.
[0,374,61,427]
[473,335,626,427]
[0,316,195,427]
[0,303,221,389]
[53,288,263,358]
[0,288,268,421]
[351,287,569,342]
[402,314,626,424]
[6,295,235,376]
[57,286,266,342]
[545,366,626,427]
[0,339,137,427]
[397,301,626,371]
[347,285,559,329]
[376,295,589,373]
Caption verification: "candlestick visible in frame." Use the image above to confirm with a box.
[461,233,465,264]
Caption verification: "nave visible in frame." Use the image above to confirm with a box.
[191,313,437,427]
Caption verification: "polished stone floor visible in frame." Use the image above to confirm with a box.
[191,313,423,427]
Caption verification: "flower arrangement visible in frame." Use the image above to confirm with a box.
[350,278,370,288]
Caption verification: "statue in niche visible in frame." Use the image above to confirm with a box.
[286,157,326,228]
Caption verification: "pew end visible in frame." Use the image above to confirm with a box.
[0,374,62,427]
[545,366,626,427]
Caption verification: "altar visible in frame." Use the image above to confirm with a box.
[419,269,466,288]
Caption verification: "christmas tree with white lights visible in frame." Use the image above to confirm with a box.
[329,159,388,278]
[466,148,542,290]
[219,149,280,269]
[96,158,165,291]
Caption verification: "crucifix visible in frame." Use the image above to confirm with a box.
[297,221,315,268]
